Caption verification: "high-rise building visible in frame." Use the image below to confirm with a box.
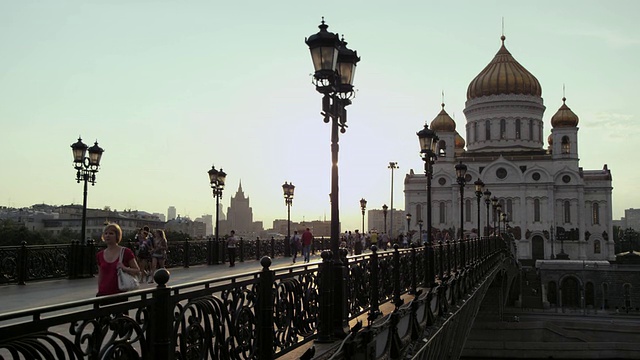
[224,181,263,237]
[167,206,176,221]
[405,35,614,263]
[195,214,213,235]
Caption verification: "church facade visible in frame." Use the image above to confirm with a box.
[404,35,615,263]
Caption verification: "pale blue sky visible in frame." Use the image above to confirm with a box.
[1,1,638,231]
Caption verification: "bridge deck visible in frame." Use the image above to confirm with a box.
[0,255,321,314]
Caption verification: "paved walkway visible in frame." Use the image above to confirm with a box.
[0,254,321,314]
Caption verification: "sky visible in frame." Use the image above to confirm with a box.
[1,1,639,232]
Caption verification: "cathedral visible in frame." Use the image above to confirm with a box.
[405,35,615,263]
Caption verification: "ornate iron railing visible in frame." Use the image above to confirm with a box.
[0,237,333,285]
[0,236,509,359]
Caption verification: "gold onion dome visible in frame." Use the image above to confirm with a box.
[455,132,466,149]
[551,97,579,128]
[467,36,542,100]
[548,133,553,146]
[430,103,456,132]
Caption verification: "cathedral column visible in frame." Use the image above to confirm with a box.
[577,190,587,259]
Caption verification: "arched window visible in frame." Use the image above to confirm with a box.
[507,199,513,219]
[438,140,447,157]
[534,199,541,222]
[564,200,571,223]
[529,120,534,140]
[500,119,506,139]
[474,121,479,142]
[465,199,472,223]
[439,202,446,224]
[594,240,601,254]
[592,203,600,225]
[485,120,491,140]
[416,204,422,223]
[562,136,571,154]
[515,119,521,139]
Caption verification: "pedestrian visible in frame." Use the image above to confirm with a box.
[96,223,140,296]
[370,231,378,250]
[291,230,301,263]
[381,232,389,250]
[148,229,168,283]
[301,228,313,263]
[135,228,152,282]
[354,230,363,255]
[227,230,238,267]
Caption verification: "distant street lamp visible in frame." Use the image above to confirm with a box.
[474,180,484,239]
[208,165,227,248]
[406,213,412,242]
[283,182,295,257]
[71,137,104,244]
[388,162,398,238]
[491,196,499,236]
[484,189,492,236]
[417,219,424,243]
[360,198,367,234]
[496,203,503,237]
[382,204,389,234]
[455,161,468,266]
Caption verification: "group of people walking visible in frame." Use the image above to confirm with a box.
[96,223,169,297]
[290,228,314,263]
[134,226,168,283]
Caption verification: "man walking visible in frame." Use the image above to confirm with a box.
[301,228,313,263]
[291,230,301,263]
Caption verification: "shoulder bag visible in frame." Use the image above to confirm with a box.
[117,247,140,291]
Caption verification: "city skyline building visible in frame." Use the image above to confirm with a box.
[167,206,176,221]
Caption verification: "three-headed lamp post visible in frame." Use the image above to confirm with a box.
[71,137,104,244]
[305,17,360,259]
[306,18,360,340]
[360,198,367,235]
[283,182,295,257]
[455,161,468,267]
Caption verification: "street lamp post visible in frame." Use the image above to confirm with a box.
[474,180,484,239]
[306,18,360,339]
[208,165,227,265]
[455,161,467,267]
[283,182,295,257]
[483,190,492,237]
[360,198,367,235]
[417,123,438,285]
[496,203,502,238]
[382,204,388,234]
[306,18,359,258]
[491,196,498,236]
[71,137,104,245]
[406,213,412,244]
[417,219,424,243]
[389,162,398,239]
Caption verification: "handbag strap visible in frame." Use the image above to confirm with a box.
[118,247,125,265]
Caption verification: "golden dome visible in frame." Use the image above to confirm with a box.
[547,133,553,146]
[467,36,542,100]
[430,103,456,132]
[455,132,465,149]
[551,97,579,128]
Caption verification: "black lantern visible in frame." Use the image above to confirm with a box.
[360,198,367,234]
